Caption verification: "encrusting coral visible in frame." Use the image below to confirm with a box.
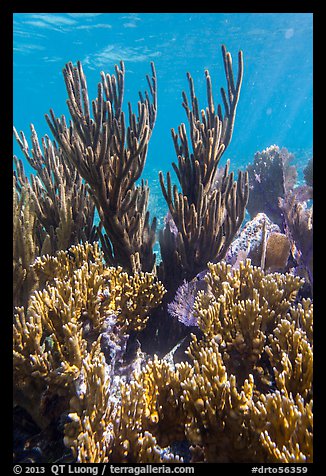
[13,43,313,464]
[224,212,291,273]
[245,145,313,293]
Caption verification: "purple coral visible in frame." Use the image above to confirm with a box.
[164,211,178,236]
[279,186,313,287]
[167,280,199,327]
[246,145,297,230]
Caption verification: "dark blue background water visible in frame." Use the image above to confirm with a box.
[13,13,313,227]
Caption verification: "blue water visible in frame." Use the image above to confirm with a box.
[13,13,313,228]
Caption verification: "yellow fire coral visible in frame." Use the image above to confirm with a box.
[184,259,312,462]
[193,259,304,384]
[13,177,39,309]
[265,319,313,399]
[107,370,183,463]
[101,267,166,333]
[14,251,313,463]
[181,336,255,462]
[62,258,313,463]
[251,391,313,462]
[64,339,114,463]
[13,242,166,432]
[133,356,192,447]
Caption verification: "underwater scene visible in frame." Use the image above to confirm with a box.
[13,13,313,463]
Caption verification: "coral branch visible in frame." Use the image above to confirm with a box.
[46,61,157,273]
[159,45,248,287]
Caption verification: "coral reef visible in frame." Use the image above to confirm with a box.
[245,144,313,293]
[13,243,165,434]
[142,44,249,356]
[13,43,313,464]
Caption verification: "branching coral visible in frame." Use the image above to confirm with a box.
[250,391,313,463]
[265,317,313,399]
[133,357,192,448]
[100,267,166,334]
[14,126,96,256]
[13,253,313,463]
[109,378,183,463]
[181,337,255,462]
[104,358,186,463]
[63,339,114,463]
[289,298,313,343]
[116,260,312,464]
[45,61,157,273]
[13,177,39,309]
[13,242,165,434]
[159,45,249,287]
[195,260,303,331]
[13,244,105,428]
[184,259,313,462]
[64,334,183,464]
[13,42,313,465]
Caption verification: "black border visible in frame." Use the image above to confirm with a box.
[4,0,321,469]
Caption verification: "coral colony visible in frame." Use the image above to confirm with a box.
[13,45,313,463]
